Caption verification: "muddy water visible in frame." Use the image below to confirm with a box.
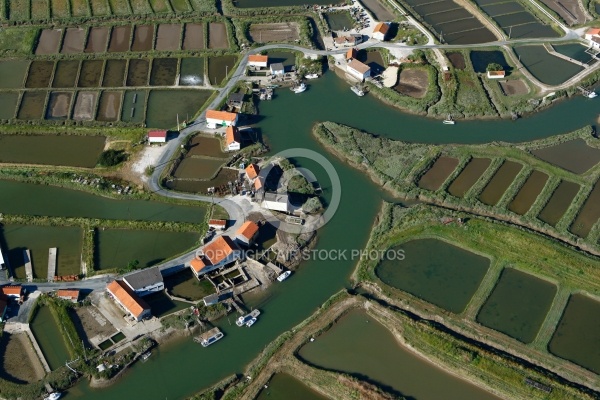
[155,24,181,51]
[477,268,556,343]
[0,61,28,89]
[30,306,72,370]
[35,29,62,55]
[508,170,548,215]
[174,158,225,179]
[95,229,199,270]
[121,90,146,123]
[131,25,155,52]
[417,156,459,191]
[0,93,19,119]
[447,158,491,197]
[207,55,237,86]
[1,224,83,279]
[96,91,122,122]
[256,374,327,400]
[126,59,149,86]
[179,58,204,86]
[569,181,600,238]
[17,91,47,120]
[25,61,54,88]
[164,269,212,301]
[145,90,212,128]
[150,58,178,86]
[60,27,86,54]
[208,22,229,49]
[187,136,226,158]
[78,60,104,88]
[479,161,522,206]
[376,238,490,313]
[549,294,600,374]
[52,60,80,88]
[537,180,580,226]
[182,23,205,50]
[108,25,132,52]
[85,26,109,53]
[102,59,127,87]
[72,91,98,121]
[45,92,72,120]
[165,168,239,194]
[532,138,600,174]
[0,134,104,167]
[298,310,501,400]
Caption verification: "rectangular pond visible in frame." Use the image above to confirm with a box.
[553,43,597,65]
[72,91,98,121]
[121,90,146,123]
[0,134,104,167]
[17,91,47,120]
[549,294,600,374]
[35,29,61,55]
[182,23,205,50]
[145,90,213,129]
[150,58,178,86]
[233,0,331,8]
[30,306,72,370]
[256,373,327,400]
[298,309,501,400]
[187,135,226,158]
[1,224,82,279]
[174,158,225,179]
[45,91,73,120]
[508,170,548,215]
[108,25,132,52]
[25,61,54,88]
[0,93,19,119]
[95,228,199,270]
[126,59,149,87]
[164,268,215,301]
[0,180,207,223]
[102,59,127,87]
[61,28,86,54]
[131,25,155,52]
[208,22,228,49]
[447,158,491,197]
[476,268,556,343]
[478,161,522,206]
[324,11,354,31]
[78,60,104,88]
[179,58,204,86]
[165,168,239,195]
[537,180,580,226]
[143,291,189,318]
[207,55,237,86]
[97,91,122,122]
[0,60,29,89]
[85,26,109,53]
[375,238,490,313]
[569,181,600,238]
[53,60,80,88]
[469,50,510,74]
[417,156,459,191]
[531,138,600,174]
[155,24,181,51]
[514,46,583,86]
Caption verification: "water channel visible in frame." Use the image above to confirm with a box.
[40,71,600,399]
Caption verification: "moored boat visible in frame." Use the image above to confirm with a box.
[277,271,292,282]
[351,85,365,96]
[44,393,61,400]
[443,115,455,125]
[305,73,319,79]
[588,91,597,99]
[141,351,151,361]
[195,327,224,347]
[246,317,257,327]
[291,83,307,93]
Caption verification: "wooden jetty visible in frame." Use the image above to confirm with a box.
[23,249,33,282]
[47,248,57,282]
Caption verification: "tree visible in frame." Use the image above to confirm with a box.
[486,62,503,72]
[98,150,127,167]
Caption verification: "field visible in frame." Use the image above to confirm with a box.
[0,333,45,384]
[499,79,528,96]
[249,23,300,43]
[394,68,428,98]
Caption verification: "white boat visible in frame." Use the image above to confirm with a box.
[246,317,257,327]
[351,85,365,97]
[305,73,319,79]
[277,271,292,282]
[141,351,151,361]
[196,327,224,347]
[587,91,597,99]
[443,115,455,125]
[236,309,261,326]
[291,83,306,93]
[44,393,61,400]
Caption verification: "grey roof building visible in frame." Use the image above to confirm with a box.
[123,267,164,297]
[270,62,285,75]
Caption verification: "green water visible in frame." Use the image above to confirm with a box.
[0,60,28,88]
[144,291,189,317]
[30,306,72,370]
[256,373,327,400]
[145,90,213,129]
[0,180,205,223]
[121,90,146,123]
[1,224,82,278]
[0,92,19,119]
[298,309,500,399]
[65,72,600,399]
[514,46,583,85]
[376,238,490,313]
[179,58,204,86]
[477,268,556,343]
[233,0,331,8]
[95,229,199,270]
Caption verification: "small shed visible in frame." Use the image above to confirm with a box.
[209,219,227,231]
[486,70,506,79]
[148,130,167,143]
[228,92,245,109]
[270,63,285,76]
[57,289,80,303]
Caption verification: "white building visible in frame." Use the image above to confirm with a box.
[486,70,505,79]
[270,63,285,76]
[189,236,242,277]
[248,54,268,69]
[585,28,600,50]
[373,22,390,41]
[206,110,238,129]
[148,130,167,143]
[0,248,5,270]
[262,193,290,213]
[122,267,164,297]
[347,59,371,82]
[209,219,227,231]
[225,126,241,151]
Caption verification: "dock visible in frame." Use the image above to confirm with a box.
[23,249,33,282]
[47,248,57,282]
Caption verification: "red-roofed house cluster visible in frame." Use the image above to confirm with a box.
[585,28,600,50]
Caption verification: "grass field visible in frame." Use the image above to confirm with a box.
[51,0,71,18]
[70,0,90,16]
[170,0,190,12]
[0,27,38,55]
[31,0,50,19]
[149,0,171,12]
[8,0,29,20]
[90,0,110,15]
[130,0,153,14]
[109,0,131,14]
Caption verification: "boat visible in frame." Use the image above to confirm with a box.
[246,317,257,327]
[277,271,292,282]
[305,73,319,79]
[236,309,261,326]
[141,351,151,361]
[291,83,307,93]
[443,115,455,125]
[44,393,61,400]
[195,327,224,347]
[588,91,597,99]
[351,85,365,97]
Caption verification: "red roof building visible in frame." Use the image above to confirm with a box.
[245,163,260,180]
[190,236,241,277]
[235,221,260,246]
[0,286,22,298]
[106,280,151,321]
[148,130,167,143]
[225,126,241,151]
[57,289,80,303]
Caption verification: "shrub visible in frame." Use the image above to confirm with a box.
[98,150,127,167]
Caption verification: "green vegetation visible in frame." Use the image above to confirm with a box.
[0,26,38,55]
[98,149,127,167]
[44,296,86,358]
